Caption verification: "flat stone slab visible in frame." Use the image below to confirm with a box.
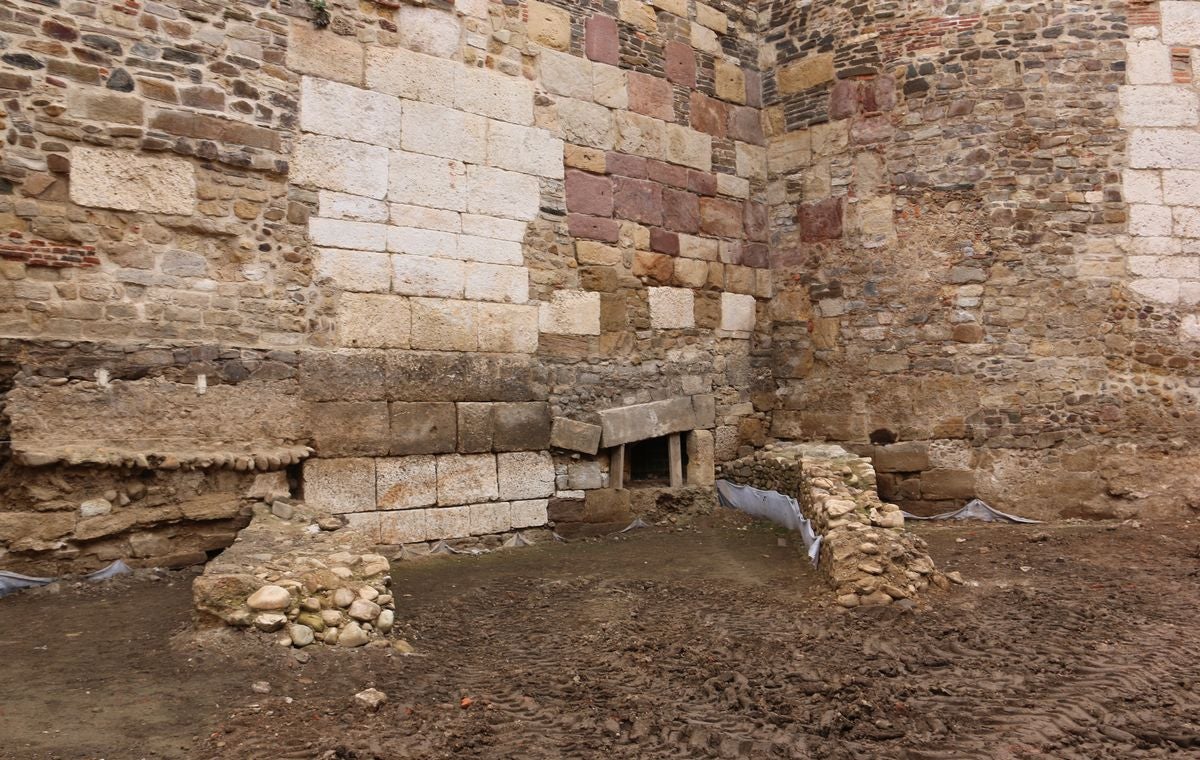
[598,396,697,447]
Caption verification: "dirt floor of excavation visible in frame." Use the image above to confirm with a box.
[2,511,1200,760]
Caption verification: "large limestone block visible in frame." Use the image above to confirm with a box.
[397,6,462,59]
[300,77,403,148]
[497,451,555,499]
[527,0,571,50]
[1164,170,1200,206]
[556,98,616,150]
[454,66,535,126]
[1162,1,1200,45]
[366,46,456,106]
[873,442,930,473]
[389,401,457,455]
[316,248,392,293]
[402,100,488,163]
[468,502,513,535]
[511,499,549,528]
[598,397,698,446]
[308,401,391,457]
[391,203,461,232]
[337,292,412,348]
[427,505,471,539]
[551,417,603,454]
[410,297,477,350]
[389,150,468,211]
[720,292,756,332]
[456,234,525,265]
[465,263,530,303]
[593,64,628,109]
[649,286,695,329]
[293,134,389,199]
[1126,40,1173,85]
[309,218,387,251]
[379,508,430,544]
[467,165,541,221]
[320,191,389,222]
[714,60,747,103]
[304,458,376,513]
[387,227,458,259]
[487,121,564,178]
[540,48,594,99]
[377,455,438,509]
[1129,129,1200,169]
[776,54,834,94]
[288,21,363,86]
[614,111,665,159]
[685,429,715,485]
[383,352,544,402]
[436,453,499,505]
[391,254,465,298]
[1119,86,1200,127]
[493,401,552,451]
[462,213,527,242]
[69,147,195,214]
[539,289,601,335]
[475,303,539,353]
[666,124,713,171]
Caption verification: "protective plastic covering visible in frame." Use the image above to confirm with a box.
[903,498,1041,524]
[716,479,822,566]
[0,559,133,599]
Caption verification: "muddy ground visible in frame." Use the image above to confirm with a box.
[2,513,1199,759]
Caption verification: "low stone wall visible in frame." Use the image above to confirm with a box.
[718,443,952,607]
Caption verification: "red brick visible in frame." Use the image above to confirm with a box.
[665,41,696,88]
[727,106,764,145]
[742,243,770,268]
[745,69,763,108]
[699,197,744,238]
[647,160,690,188]
[798,197,843,242]
[689,91,727,137]
[688,170,717,196]
[744,202,768,242]
[585,15,619,66]
[613,176,664,225]
[568,213,621,242]
[565,169,614,217]
[627,72,674,121]
[606,152,648,178]
[830,79,858,120]
[662,188,700,234]
[650,228,680,255]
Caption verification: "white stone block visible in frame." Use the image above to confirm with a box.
[300,76,403,148]
[303,458,375,513]
[1130,236,1183,255]
[691,21,721,55]
[1175,207,1200,238]
[436,453,498,505]
[1162,1,1200,45]
[468,502,512,535]
[1126,40,1173,85]
[397,6,462,58]
[293,134,389,199]
[680,234,720,261]
[1163,170,1200,206]
[649,287,695,329]
[454,66,535,125]
[392,255,465,298]
[736,142,767,181]
[475,303,539,353]
[427,506,471,539]
[461,214,528,242]
[1130,129,1200,169]
[366,46,456,106]
[337,292,412,348]
[379,508,430,544]
[487,121,565,178]
[539,48,594,99]
[556,98,616,150]
[538,290,601,335]
[456,235,525,265]
[1128,255,1200,278]
[343,512,381,542]
[510,499,549,529]
[386,226,459,258]
[316,248,391,293]
[389,150,468,210]
[310,217,388,251]
[320,191,389,222]
[467,165,542,221]
[717,173,750,199]
[593,65,628,109]
[377,455,438,509]
[411,297,477,350]
[1119,85,1200,127]
[666,124,713,171]
[390,203,461,232]
[464,263,529,303]
[402,100,488,163]
[1129,277,1180,303]
[1182,314,1200,341]
[69,147,195,214]
[1123,170,1163,205]
[720,292,756,331]
[497,451,555,500]
[1129,204,1175,237]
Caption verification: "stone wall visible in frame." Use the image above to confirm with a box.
[761,0,1200,521]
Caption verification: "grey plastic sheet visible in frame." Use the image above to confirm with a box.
[903,498,1041,524]
[0,560,132,599]
[716,479,822,566]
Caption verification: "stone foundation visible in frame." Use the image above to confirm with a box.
[718,443,952,607]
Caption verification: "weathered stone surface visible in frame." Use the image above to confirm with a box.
[493,402,552,451]
[379,508,429,543]
[468,502,512,535]
[599,397,698,446]
[497,451,556,499]
[308,401,391,456]
[686,429,715,485]
[300,77,403,148]
[303,458,376,514]
[873,443,930,473]
[293,134,390,199]
[426,505,470,539]
[720,293,756,331]
[377,455,437,509]
[648,287,695,329]
[69,147,195,214]
[551,417,603,455]
[389,402,457,455]
[539,290,602,335]
[510,499,549,528]
[436,453,498,506]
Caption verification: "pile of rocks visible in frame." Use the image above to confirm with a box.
[718,443,955,607]
[193,499,398,648]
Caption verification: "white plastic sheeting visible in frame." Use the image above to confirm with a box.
[716,479,822,566]
[903,498,1041,524]
[0,560,132,599]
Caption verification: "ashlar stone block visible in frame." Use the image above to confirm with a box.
[388,150,468,211]
[464,263,530,303]
[720,292,756,332]
[293,134,390,199]
[497,451,556,500]
[69,147,195,215]
[402,100,488,163]
[510,499,549,529]
[389,402,457,455]
[410,297,477,350]
[386,226,458,258]
[309,218,387,251]
[487,120,565,178]
[475,303,539,353]
[320,191,389,223]
[366,46,456,106]
[396,6,462,59]
[379,508,430,544]
[598,396,698,446]
[316,248,391,293]
[377,455,438,509]
[468,502,513,535]
[454,66,535,126]
[337,293,412,348]
[467,165,542,221]
[1126,41,1173,85]
[303,458,375,514]
[391,254,465,298]
[493,402,552,451]
[1162,1,1200,46]
[540,48,594,99]
[551,417,603,454]
[556,97,616,150]
[1119,85,1200,128]
[649,286,695,328]
[1129,129,1200,169]
[456,234,525,265]
[527,0,571,50]
[427,505,471,539]
[300,77,403,148]
[538,290,601,335]
[288,21,363,86]
[436,453,498,506]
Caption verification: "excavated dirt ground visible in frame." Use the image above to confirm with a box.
[2,512,1200,760]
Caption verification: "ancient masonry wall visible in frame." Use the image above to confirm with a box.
[761,0,1200,521]
[0,0,770,571]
